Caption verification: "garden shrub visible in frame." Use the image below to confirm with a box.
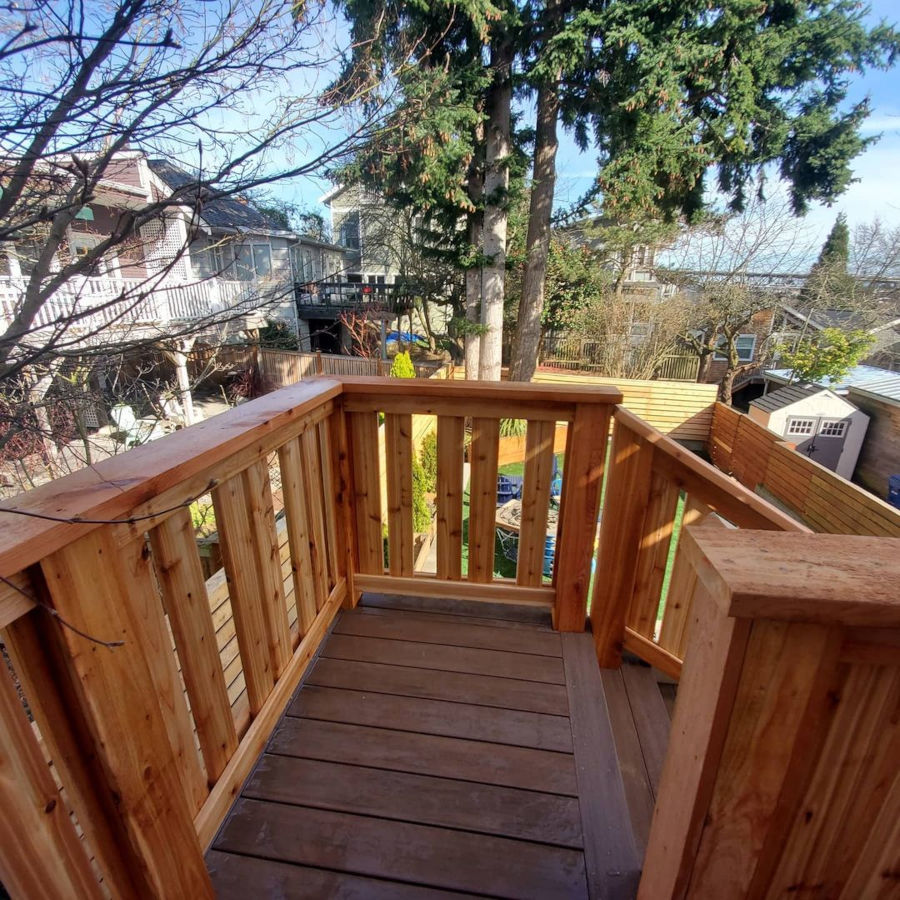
[419,430,437,494]
[390,350,416,378]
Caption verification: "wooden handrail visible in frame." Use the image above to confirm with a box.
[0,378,342,578]
[682,523,900,627]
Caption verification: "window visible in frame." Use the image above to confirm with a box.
[819,420,847,438]
[234,242,272,281]
[70,232,116,276]
[714,334,757,362]
[787,418,815,437]
[339,211,360,249]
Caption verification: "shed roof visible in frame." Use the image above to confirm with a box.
[765,364,900,400]
[750,383,824,414]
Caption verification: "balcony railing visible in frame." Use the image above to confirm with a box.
[0,273,290,334]
[0,377,896,898]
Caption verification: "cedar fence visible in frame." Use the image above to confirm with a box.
[707,401,900,537]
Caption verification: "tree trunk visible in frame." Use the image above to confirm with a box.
[509,77,561,382]
[464,212,482,378]
[478,37,514,382]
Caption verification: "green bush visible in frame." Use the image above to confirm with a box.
[390,350,416,378]
[411,455,431,534]
[499,418,527,438]
[419,430,437,494]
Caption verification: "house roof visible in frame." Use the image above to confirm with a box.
[766,364,900,400]
[750,383,824,414]
[146,159,287,233]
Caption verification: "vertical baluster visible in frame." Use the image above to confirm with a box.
[517,419,555,588]
[436,415,465,580]
[212,472,276,714]
[327,406,357,601]
[385,413,414,577]
[301,426,329,610]
[658,495,710,658]
[278,437,318,634]
[468,417,500,583]
[628,471,681,640]
[318,420,341,588]
[348,411,384,574]
[554,403,613,631]
[149,507,237,783]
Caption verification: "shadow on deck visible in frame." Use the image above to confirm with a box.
[207,595,673,899]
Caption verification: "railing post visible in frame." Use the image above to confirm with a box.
[21,529,213,898]
[553,402,613,631]
[640,523,900,899]
[591,415,654,665]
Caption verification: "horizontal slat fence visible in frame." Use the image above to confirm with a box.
[708,401,900,537]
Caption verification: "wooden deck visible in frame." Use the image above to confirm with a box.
[207,596,673,899]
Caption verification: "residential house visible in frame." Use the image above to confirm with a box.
[1,151,302,343]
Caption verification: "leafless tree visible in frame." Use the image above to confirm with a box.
[0,0,394,481]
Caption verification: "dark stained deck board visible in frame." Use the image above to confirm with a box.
[323,632,567,684]
[360,591,554,628]
[214,798,589,899]
[209,600,661,899]
[244,755,584,847]
[600,668,656,859]
[562,633,642,900]
[334,606,563,656]
[307,656,570,715]
[355,601,556,633]
[268,716,580,795]
[207,851,473,899]
[621,662,671,797]
[288,685,574,752]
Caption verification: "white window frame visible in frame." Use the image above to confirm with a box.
[786,417,815,437]
[714,333,757,362]
[818,419,847,438]
[234,241,273,281]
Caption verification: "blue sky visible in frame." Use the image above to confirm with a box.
[289,1,900,251]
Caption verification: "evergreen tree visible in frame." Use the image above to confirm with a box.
[508,0,900,381]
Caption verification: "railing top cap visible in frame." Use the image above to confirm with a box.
[333,375,624,405]
[683,521,900,628]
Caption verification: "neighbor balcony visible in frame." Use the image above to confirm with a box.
[0,378,896,899]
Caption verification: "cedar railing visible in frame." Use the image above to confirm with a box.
[590,407,807,676]
[0,376,895,899]
[638,521,900,898]
[338,377,621,630]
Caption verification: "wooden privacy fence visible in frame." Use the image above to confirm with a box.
[450,369,719,442]
[259,349,446,386]
[708,401,900,537]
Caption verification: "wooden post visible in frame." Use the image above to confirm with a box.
[0,654,105,900]
[37,529,213,898]
[468,417,501,583]
[590,418,654,662]
[554,403,613,632]
[327,404,359,606]
[435,415,465,581]
[640,524,900,899]
[385,413,414,576]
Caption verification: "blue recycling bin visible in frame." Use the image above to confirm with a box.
[888,475,900,510]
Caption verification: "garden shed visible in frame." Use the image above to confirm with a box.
[749,384,869,479]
